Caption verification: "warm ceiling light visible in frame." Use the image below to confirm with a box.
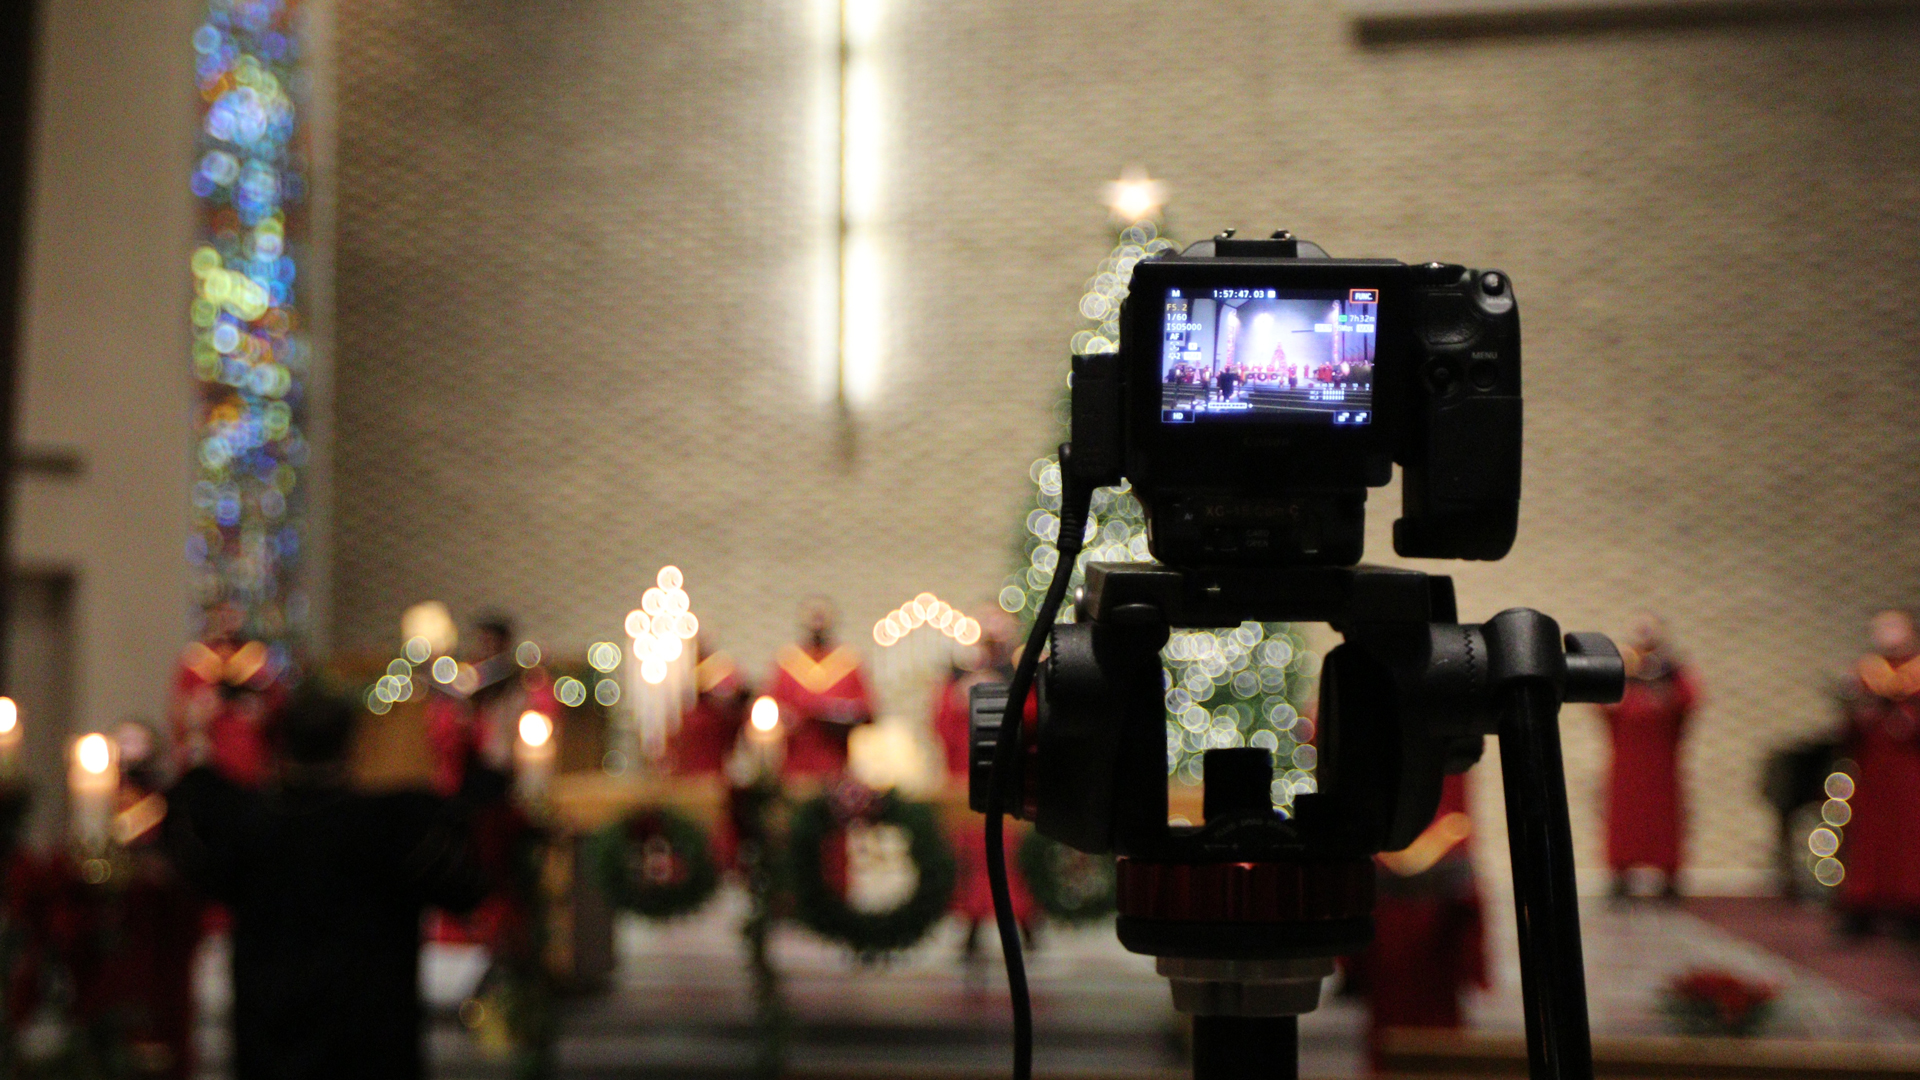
[1106,169,1165,222]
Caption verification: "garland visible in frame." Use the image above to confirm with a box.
[786,786,955,956]
[588,806,720,921]
[1017,830,1117,924]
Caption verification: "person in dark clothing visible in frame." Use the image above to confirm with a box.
[1216,367,1240,401]
[166,685,504,1080]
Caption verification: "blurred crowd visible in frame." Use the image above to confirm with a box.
[4,599,1919,1078]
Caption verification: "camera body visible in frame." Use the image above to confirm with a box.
[1094,234,1521,567]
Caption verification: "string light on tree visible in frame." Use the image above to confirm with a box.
[1810,768,1855,888]
[999,215,1321,807]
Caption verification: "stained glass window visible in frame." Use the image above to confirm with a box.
[187,0,307,649]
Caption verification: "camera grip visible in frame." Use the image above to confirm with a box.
[1395,395,1521,560]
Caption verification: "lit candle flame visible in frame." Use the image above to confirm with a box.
[77,733,111,775]
[751,696,780,733]
[518,711,553,748]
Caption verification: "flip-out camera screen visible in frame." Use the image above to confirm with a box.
[1159,287,1377,426]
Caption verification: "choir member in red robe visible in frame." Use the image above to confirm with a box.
[106,723,204,1080]
[1838,609,1920,930]
[1600,615,1698,897]
[673,639,752,777]
[767,600,873,779]
[422,614,555,947]
[1353,771,1487,1066]
[425,614,557,798]
[169,631,282,788]
[932,611,1035,956]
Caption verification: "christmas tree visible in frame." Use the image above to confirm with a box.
[998,219,1320,810]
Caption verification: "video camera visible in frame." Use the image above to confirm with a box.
[972,232,1621,1080]
[1080,229,1521,569]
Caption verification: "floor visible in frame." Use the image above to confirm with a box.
[1685,896,1920,1023]
[186,891,1920,1078]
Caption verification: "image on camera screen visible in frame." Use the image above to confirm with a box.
[1159,287,1377,426]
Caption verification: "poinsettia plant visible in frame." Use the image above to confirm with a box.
[1661,968,1778,1037]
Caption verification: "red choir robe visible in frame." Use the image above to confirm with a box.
[933,672,1034,923]
[425,661,560,798]
[1357,772,1487,1065]
[169,640,280,788]
[1601,657,1698,874]
[768,644,873,778]
[424,689,474,798]
[674,652,749,776]
[1840,653,1920,915]
[105,786,204,1080]
[424,662,556,944]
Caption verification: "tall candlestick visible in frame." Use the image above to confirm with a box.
[69,732,118,852]
[515,710,555,805]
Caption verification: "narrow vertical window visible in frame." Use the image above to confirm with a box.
[188,0,306,650]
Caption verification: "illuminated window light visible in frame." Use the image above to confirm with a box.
[188,2,309,643]
[816,0,887,411]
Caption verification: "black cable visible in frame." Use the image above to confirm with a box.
[986,449,1092,1080]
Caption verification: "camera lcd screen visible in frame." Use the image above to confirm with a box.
[1159,287,1377,426]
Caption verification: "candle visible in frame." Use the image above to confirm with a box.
[515,710,555,804]
[69,732,118,852]
[746,695,784,777]
[0,697,20,781]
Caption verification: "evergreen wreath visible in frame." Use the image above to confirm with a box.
[785,785,955,955]
[1017,830,1117,924]
[588,806,720,921]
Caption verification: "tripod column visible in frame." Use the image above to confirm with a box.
[1192,1015,1298,1080]
[1497,680,1596,1080]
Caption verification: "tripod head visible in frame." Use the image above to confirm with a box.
[973,563,1622,1077]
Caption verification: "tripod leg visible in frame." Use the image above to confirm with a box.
[1191,1015,1298,1080]
[1497,681,1595,1080]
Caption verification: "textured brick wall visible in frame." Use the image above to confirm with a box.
[332,1,1920,879]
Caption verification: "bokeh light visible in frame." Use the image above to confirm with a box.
[76,734,112,775]
[587,641,622,672]
[518,711,553,748]
[188,0,309,645]
[872,591,980,649]
[751,696,780,732]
